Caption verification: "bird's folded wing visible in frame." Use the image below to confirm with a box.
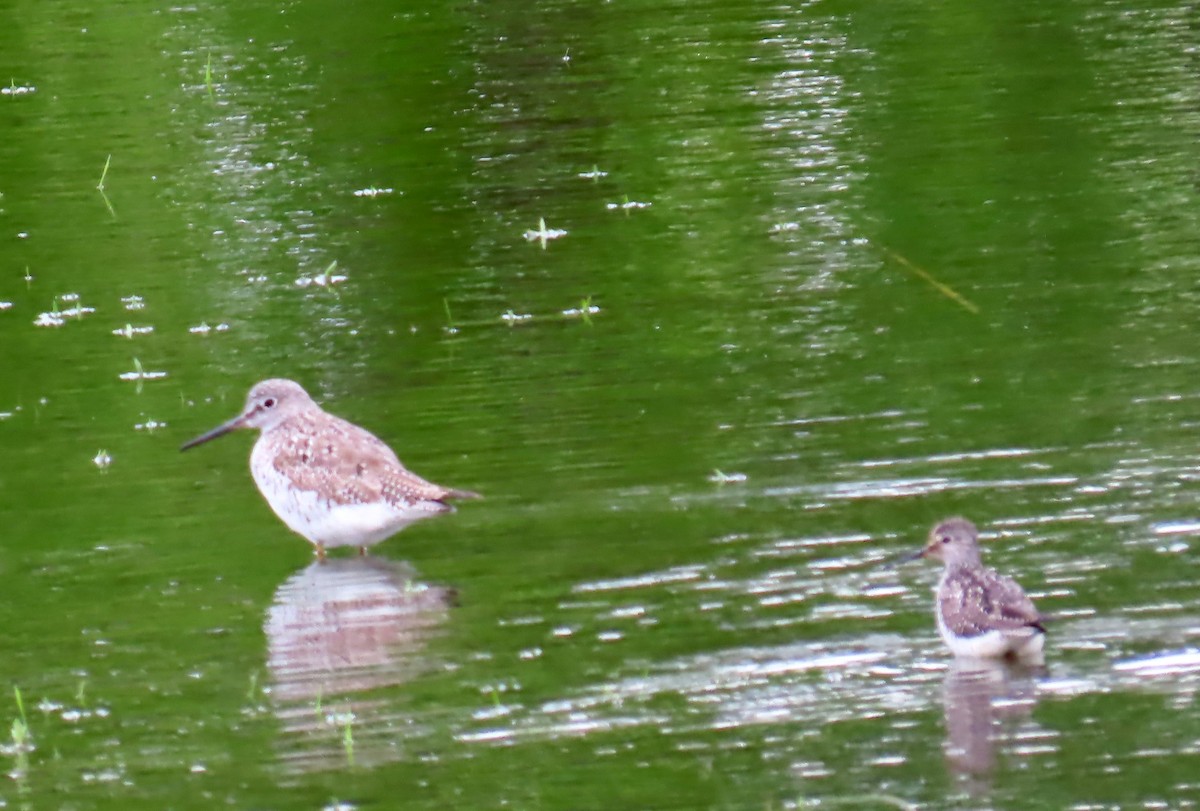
[272,412,453,506]
[939,567,1043,637]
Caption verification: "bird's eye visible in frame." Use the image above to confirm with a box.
[263,398,277,408]
[940,535,951,544]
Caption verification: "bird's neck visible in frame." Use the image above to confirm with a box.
[944,553,982,572]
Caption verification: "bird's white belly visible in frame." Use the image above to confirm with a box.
[251,462,431,549]
[936,612,1045,661]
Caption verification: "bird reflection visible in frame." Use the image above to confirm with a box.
[941,657,1042,787]
[265,556,454,771]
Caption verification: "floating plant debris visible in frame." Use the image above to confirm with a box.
[562,303,600,318]
[708,470,748,484]
[188,322,230,335]
[34,311,65,327]
[295,261,346,288]
[35,293,94,326]
[119,358,167,383]
[113,324,154,338]
[119,369,168,382]
[605,199,652,211]
[523,217,567,249]
[294,273,346,288]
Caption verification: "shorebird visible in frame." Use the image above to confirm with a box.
[181,379,478,557]
[905,517,1046,662]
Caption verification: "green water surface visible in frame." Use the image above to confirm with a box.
[1,0,1199,808]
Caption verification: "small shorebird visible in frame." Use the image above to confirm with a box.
[181,379,478,557]
[905,517,1046,662]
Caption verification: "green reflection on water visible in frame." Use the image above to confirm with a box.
[1,0,1199,808]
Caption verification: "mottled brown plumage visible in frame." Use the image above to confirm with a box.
[938,564,1044,638]
[182,379,477,556]
[265,406,472,510]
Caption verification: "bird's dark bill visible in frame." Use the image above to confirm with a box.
[887,547,926,568]
[180,416,244,451]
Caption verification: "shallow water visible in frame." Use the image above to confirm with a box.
[2,0,1200,808]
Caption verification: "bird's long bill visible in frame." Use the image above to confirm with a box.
[887,547,927,568]
[180,415,246,451]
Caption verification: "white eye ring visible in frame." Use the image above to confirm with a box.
[263,398,277,408]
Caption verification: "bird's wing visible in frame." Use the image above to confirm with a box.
[939,566,1044,637]
[271,412,464,508]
